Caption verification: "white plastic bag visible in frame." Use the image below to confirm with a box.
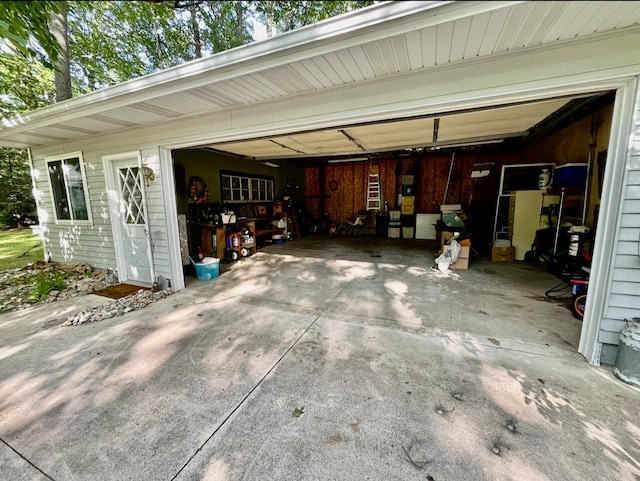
[435,239,461,272]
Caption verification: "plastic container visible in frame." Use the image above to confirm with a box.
[402,227,414,239]
[192,258,220,281]
[272,234,286,244]
[551,164,588,188]
[388,227,400,238]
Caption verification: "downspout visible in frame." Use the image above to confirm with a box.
[26,148,48,262]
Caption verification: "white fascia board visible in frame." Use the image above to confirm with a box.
[0,1,520,142]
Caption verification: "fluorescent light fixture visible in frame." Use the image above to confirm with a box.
[327,156,369,164]
[256,159,279,167]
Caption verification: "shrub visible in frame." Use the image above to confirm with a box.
[30,271,67,302]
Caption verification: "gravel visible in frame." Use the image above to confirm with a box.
[62,288,173,326]
[0,261,173,325]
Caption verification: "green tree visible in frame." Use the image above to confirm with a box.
[0,1,62,67]
[254,0,375,36]
[0,53,55,227]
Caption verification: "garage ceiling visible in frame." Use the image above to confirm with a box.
[203,97,573,161]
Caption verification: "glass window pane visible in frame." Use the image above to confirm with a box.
[64,158,89,221]
[48,160,71,220]
[221,176,231,189]
[222,188,232,201]
[231,177,240,189]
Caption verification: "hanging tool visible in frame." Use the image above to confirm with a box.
[442,151,456,205]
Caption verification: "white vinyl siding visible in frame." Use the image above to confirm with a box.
[31,142,169,283]
[598,94,640,351]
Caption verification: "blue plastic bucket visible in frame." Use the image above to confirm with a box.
[192,258,220,281]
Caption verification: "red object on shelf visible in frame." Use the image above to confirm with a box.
[197,246,204,261]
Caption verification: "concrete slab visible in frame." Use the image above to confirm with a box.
[174,317,640,481]
[0,236,638,480]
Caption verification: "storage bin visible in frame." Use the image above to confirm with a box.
[389,211,401,221]
[401,204,415,215]
[551,164,588,188]
[401,196,415,207]
[402,175,414,185]
[388,227,400,238]
[192,258,220,281]
[272,234,286,244]
[402,227,414,239]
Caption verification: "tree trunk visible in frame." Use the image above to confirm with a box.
[189,3,202,58]
[51,2,72,102]
[235,1,243,44]
[265,1,273,38]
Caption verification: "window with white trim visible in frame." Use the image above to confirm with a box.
[46,152,92,223]
[221,172,274,202]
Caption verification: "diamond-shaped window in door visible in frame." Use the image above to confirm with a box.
[119,167,145,225]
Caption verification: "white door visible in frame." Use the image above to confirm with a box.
[105,154,154,286]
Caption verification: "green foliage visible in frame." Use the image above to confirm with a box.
[0,148,36,227]
[0,53,55,116]
[0,1,63,67]
[30,271,67,302]
[254,1,375,34]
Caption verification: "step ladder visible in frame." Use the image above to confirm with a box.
[366,165,381,211]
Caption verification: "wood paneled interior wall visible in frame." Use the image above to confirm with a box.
[305,153,512,226]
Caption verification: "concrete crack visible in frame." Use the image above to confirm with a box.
[0,436,56,480]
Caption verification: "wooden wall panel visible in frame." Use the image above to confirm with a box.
[304,152,526,225]
[353,162,367,213]
[304,166,321,219]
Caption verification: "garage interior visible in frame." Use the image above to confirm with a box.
[173,89,614,355]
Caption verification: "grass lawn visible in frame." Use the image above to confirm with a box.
[0,229,44,271]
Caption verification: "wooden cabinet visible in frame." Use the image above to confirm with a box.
[198,216,286,260]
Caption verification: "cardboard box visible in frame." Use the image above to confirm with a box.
[401,204,415,215]
[440,204,462,214]
[438,231,455,249]
[442,244,470,270]
[492,246,515,262]
[402,175,415,185]
[401,196,415,207]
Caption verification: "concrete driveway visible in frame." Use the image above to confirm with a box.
[1,237,639,480]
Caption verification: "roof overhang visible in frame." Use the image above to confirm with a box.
[1,1,639,150]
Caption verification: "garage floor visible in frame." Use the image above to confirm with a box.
[229,235,584,359]
[1,235,639,481]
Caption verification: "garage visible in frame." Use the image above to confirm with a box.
[2,1,639,366]
[169,86,615,354]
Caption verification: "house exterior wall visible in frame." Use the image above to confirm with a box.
[598,84,640,363]
[31,139,169,282]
